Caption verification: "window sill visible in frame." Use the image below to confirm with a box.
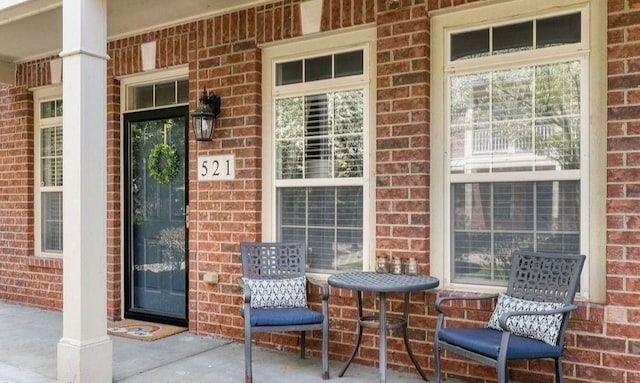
[24,256,63,270]
[440,282,506,296]
[307,272,330,283]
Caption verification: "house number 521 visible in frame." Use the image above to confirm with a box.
[197,154,235,181]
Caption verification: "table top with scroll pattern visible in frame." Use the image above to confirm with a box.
[328,272,439,293]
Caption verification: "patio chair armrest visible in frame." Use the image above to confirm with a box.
[237,277,252,304]
[307,277,330,301]
[435,293,498,314]
[497,304,578,330]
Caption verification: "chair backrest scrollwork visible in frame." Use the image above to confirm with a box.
[240,242,306,279]
[507,251,585,305]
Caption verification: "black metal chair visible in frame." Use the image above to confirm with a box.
[239,241,329,383]
[434,251,586,383]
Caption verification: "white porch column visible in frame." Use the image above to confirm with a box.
[57,0,112,382]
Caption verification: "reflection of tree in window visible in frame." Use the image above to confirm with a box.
[450,62,580,171]
[334,90,364,178]
[535,62,581,170]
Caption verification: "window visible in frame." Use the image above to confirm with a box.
[263,28,375,273]
[431,0,606,299]
[35,88,63,256]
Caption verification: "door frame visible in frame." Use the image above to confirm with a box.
[123,106,189,327]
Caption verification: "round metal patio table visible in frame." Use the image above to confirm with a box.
[328,272,439,383]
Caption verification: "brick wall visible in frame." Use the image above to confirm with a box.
[376,1,430,269]
[0,64,63,309]
[106,61,122,320]
[187,11,263,336]
[602,1,640,382]
[1,0,640,382]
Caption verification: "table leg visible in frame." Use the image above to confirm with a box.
[402,292,428,381]
[379,291,387,383]
[338,290,364,377]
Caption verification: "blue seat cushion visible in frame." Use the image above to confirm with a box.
[244,307,324,327]
[438,328,563,360]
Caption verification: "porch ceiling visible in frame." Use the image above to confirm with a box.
[0,0,267,63]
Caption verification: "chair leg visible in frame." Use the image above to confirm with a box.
[555,358,564,383]
[497,362,509,383]
[245,312,252,383]
[322,317,329,379]
[433,338,442,383]
[300,331,306,359]
[497,334,509,383]
[245,331,252,383]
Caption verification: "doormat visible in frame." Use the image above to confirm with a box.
[108,319,186,341]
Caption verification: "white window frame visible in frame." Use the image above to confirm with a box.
[262,27,377,274]
[34,86,63,258]
[119,65,189,113]
[430,0,607,301]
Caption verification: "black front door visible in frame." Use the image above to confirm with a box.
[124,106,188,326]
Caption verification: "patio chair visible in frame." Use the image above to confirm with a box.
[239,241,329,383]
[434,251,586,383]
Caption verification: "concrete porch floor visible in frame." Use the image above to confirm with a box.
[0,300,467,383]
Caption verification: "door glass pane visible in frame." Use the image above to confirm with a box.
[128,85,153,110]
[177,80,189,103]
[155,81,176,106]
[129,114,187,319]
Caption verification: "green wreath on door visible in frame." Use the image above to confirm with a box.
[148,143,180,184]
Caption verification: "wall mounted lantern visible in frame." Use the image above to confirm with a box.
[192,88,221,141]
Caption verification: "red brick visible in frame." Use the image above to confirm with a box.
[609,74,640,90]
[609,0,625,13]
